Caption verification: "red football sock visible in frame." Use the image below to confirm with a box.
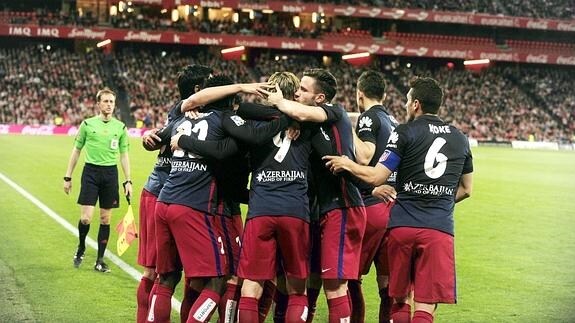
[148,284,174,323]
[273,288,289,322]
[391,303,411,323]
[187,288,221,323]
[412,310,433,323]
[327,295,351,323]
[348,280,365,323]
[258,280,277,322]
[219,282,240,323]
[286,294,308,322]
[137,277,155,323]
[305,288,320,323]
[238,297,260,323]
[378,287,391,323]
[181,280,201,323]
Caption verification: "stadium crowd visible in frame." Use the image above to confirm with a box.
[0,45,573,143]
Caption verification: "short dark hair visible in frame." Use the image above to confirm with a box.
[303,68,337,102]
[203,74,235,110]
[357,70,386,101]
[177,64,213,100]
[96,87,116,102]
[408,76,443,114]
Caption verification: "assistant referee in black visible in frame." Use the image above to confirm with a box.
[63,87,132,273]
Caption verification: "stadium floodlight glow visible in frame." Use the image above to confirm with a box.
[97,39,112,48]
[221,46,245,54]
[342,52,370,60]
[463,59,490,66]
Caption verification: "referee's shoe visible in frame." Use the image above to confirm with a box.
[73,247,85,268]
[94,259,111,273]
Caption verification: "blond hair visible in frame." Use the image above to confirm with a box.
[268,72,300,100]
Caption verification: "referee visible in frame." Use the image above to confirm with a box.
[63,87,132,273]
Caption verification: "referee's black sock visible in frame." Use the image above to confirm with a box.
[77,220,90,252]
[97,224,110,261]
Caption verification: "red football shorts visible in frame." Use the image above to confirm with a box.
[155,202,227,278]
[137,189,158,267]
[238,216,310,281]
[387,227,456,304]
[214,215,243,276]
[358,201,394,276]
[320,206,367,280]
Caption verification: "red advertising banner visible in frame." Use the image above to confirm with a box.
[0,124,151,137]
[1,24,573,65]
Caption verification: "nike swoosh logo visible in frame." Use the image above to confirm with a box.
[321,268,331,273]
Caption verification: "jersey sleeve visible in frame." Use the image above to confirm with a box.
[462,139,474,174]
[74,120,87,149]
[223,111,290,146]
[319,103,344,125]
[178,136,240,160]
[237,102,282,120]
[119,124,129,153]
[378,125,408,171]
[355,109,381,145]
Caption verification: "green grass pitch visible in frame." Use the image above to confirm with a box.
[1,134,574,322]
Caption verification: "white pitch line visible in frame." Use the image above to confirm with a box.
[0,172,182,312]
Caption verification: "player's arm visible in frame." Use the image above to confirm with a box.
[181,83,269,112]
[261,84,327,122]
[142,128,163,151]
[236,102,282,120]
[63,147,81,195]
[354,110,380,165]
[142,124,173,151]
[353,132,376,166]
[223,113,291,146]
[173,135,240,160]
[323,155,391,187]
[455,172,473,203]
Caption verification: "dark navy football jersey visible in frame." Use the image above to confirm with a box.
[381,115,473,235]
[310,103,364,215]
[224,109,313,222]
[157,108,228,213]
[176,108,290,217]
[355,105,400,206]
[143,101,183,196]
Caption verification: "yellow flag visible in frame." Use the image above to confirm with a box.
[116,204,137,256]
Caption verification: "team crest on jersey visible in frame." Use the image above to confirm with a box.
[358,116,373,129]
[378,150,391,163]
[230,115,245,126]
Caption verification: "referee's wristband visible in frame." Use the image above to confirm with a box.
[63,176,72,182]
[122,180,132,189]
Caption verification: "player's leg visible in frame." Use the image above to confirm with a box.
[181,277,205,323]
[277,216,310,323]
[238,279,265,323]
[387,227,417,323]
[306,220,322,323]
[137,189,159,323]
[179,211,227,323]
[237,217,277,323]
[218,215,243,323]
[411,228,456,323]
[320,207,367,323]
[148,202,183,323]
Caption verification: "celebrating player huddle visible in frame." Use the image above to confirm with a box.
[134,65,474,323]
